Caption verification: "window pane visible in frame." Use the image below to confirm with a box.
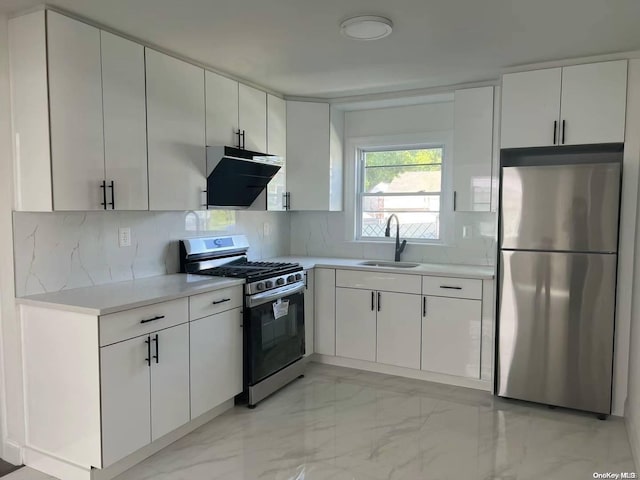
[361,211,440,240]
[363,148,442,193]
[364,165,441,193]
[362,195,440,213]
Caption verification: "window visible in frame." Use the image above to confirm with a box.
[357,146,443,241]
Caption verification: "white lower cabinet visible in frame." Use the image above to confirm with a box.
[421,296,481,378]
[335,288,421,368]
[376,292,421,369]
[100,335,152,467]
[100,322,190,466]
[304,269,315,356]
[335,287,376,362]
[190,307,243,419]
[150,323,191,441]
[314,268,336,355]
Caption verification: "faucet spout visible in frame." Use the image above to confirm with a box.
[384,214,407,262]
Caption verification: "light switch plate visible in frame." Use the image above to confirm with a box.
[119,227,131,247]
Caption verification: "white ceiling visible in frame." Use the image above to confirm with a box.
[2,0,640,98]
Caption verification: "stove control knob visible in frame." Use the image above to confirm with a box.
[287,275,295,283]
[295,273,303,281]
[255,282,265,291]
[276,278,285,286]
[265,280,274,288]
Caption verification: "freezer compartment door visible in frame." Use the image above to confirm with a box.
[498,250,616,414]
[500,162,620,252]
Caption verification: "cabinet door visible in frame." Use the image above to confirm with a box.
[150,323,190,441]
[422,296,481,378]
[560,60,627,145]
[146,49,205,211]
[286,101,331,210]
[100,336,151,467]
[101,31,148,210]
[376,292,421,369]
[190,308,242,419]
[205,71,239,147]
[453,87,494,212]
[335,288,376,362]
[238,83,267,152]
[47,12,105,211]
[314,268,336,355]
[304,269,315,356]
[501,68,561,148]
[267,94,287,211]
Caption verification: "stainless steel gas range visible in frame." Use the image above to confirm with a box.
[179,235,306,408]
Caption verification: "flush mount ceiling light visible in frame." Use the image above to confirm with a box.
[340,16,393,41]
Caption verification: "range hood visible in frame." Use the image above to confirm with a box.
[206,146,282,208]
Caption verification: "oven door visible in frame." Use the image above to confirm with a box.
[245,282,305,385]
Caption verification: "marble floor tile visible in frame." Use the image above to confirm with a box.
[97,363,634,480]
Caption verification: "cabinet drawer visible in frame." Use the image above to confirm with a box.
[336,269,421,294]
[100,298,188,346]
[422,276,482,300]
[189,286,243,321]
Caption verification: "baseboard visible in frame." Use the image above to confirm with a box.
[2,439,23,466]
[625,399,640,470]
[23,399,235,480]
[313,355,493,391]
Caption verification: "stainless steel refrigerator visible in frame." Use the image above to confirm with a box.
[497,145,622,415]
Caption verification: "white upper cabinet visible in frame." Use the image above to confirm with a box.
[453,86,494,212]
[286,101,344,211]
[10,11,148,211]
[146,49,206,211]
[560,61,627,145]
[47,11,105,211]
[501,68,562,149]
[101,31,148,210]
[238,83,267,152]
[266,94,287,211]
[205,71,239,147]
[501,61,628,148]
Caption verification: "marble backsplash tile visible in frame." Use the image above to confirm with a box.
[289,211,497,267]
[13,210,290,297]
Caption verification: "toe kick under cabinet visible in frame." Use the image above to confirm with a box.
[329,269,493,387]
[19,285,243,478]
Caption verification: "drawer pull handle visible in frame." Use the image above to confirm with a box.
[440,286,462,290]
[212,298,231,305]
[140,315,165,324]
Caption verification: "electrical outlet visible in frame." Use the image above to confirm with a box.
[118,227,131,247]
[263,222,272,238]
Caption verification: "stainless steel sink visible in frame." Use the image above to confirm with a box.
[359,261,419,268]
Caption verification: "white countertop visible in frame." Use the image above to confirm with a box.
[16,274,245,316]
[267,256,495,279]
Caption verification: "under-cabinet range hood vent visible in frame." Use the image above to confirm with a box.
[206,146,282,208]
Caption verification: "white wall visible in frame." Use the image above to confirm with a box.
[0,13,24,464]
[625,59,640,467]
[290,101,497,266]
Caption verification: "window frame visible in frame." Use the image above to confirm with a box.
[345,132,453,246]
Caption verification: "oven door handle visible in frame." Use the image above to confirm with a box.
[247,282,305,308]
